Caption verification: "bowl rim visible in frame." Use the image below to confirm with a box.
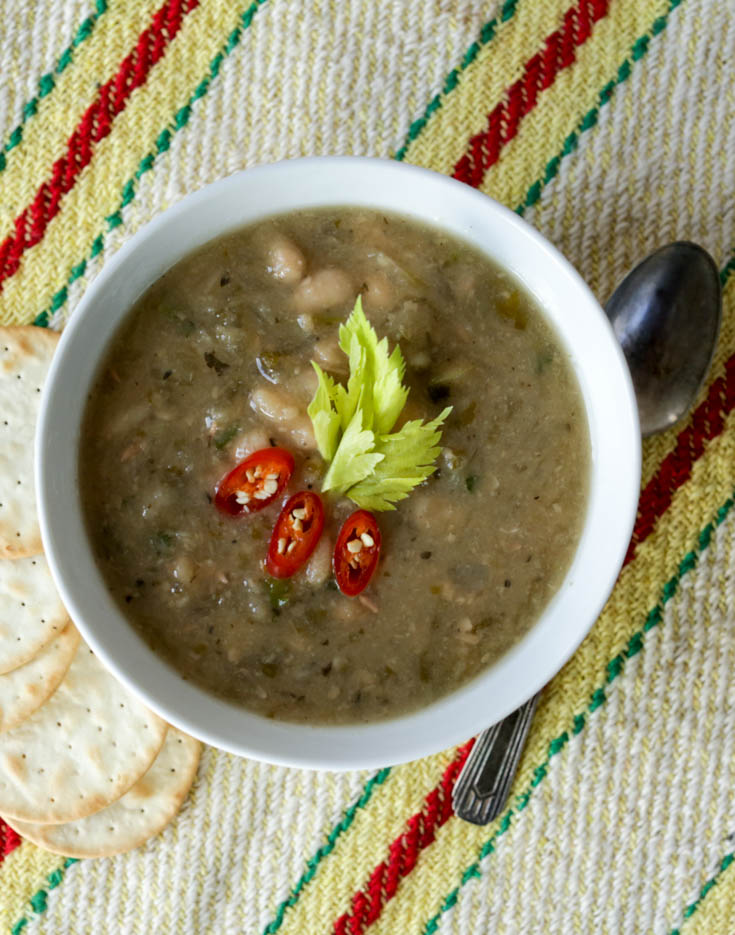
[36,156,641,770]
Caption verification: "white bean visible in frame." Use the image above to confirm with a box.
[304,536,332,586]
[362,271,395,312]
[312,335,346,372]
[249,385,300,423]
[234,427,271,460]
[408,491,461,529]
[265,234,306,284]
[284,415,317,451]
[332,599,365,622]
[104,402,149,438]
[172,556,195,585]
[291,366,318,401]
[293,268,352,313]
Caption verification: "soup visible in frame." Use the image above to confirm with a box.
[79,208,589,724]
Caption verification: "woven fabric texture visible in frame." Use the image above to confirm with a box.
[1,0,734,932]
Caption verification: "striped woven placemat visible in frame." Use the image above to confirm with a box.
[1,0,734,932]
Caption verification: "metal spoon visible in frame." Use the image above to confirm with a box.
[453,242,722,825]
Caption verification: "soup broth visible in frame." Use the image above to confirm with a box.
[79,208,589,724]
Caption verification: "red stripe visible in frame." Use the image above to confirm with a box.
[328,347,735,933]
[626,353,735,564]
[0,0,199,293]
[0,817,21,863]
[332,740,474,935]
[452,0,609,189]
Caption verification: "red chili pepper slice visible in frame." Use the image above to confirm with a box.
[214,447,294,516]
[266,491,325,578]
[333,510,381,596]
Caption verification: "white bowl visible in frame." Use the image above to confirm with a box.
[36,157,640,770]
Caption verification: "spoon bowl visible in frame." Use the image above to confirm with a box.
[605,241,722,436]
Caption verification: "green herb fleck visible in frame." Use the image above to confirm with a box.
[213,425,238,450]
[152,531,174,553]
[264,577,291,612]
[204,351,229,375]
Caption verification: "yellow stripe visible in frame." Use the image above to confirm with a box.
[401,0,572,174]
[369,408,735,934]
[0,843,65,932]
[0,0,250,325]
[479,0,668,208]
[679,855,735,935]
[0,0,164,239]
[0,1,95,158]
[275,747,458,935]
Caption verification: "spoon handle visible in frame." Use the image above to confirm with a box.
[452,692,541,825]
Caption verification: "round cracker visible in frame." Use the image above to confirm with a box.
[0,553,71,674]
[0,623,80,733]
[5,728,200,858]
[0,644,167,823]
[0,326,60,559]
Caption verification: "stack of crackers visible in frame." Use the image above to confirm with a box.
[0,327,200,858]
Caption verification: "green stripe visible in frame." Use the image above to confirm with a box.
[31,0,688,328]
[668,852,735,934]
[720,252,735,287]
[7,770,390,935]
[0,0,108,174]
[10,858,78,935]
[514,0,684,215]
[393,0,521,162]
[33,0,269,329]
[261,767,391,934]
[11,0,735,930]
[421,489,735,935]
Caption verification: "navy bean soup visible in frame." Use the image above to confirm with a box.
[79,208,589,724]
